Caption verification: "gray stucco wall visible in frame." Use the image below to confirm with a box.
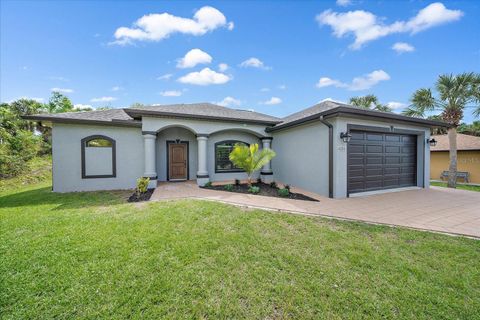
[271,122,330,196]
[52,123,143,192]
[156,127,197,181]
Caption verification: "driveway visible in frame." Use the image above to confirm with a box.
[151,182,480,238]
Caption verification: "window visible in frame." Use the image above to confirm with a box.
[81,135,116,178]
[86,138,113,147]
[215,140,248,173]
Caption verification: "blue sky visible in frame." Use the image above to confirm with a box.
[1,0,479,122]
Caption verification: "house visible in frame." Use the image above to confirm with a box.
[430,133,480,184]
[24,101,447,198]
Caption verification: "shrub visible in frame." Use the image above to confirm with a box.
[284,184,291,191]
[136,177,150,195]
[234,179,240,186]
[269,181,277,189]
[204,181,212,187]
[248,186,260,194]
[278,188,290,197]
[224,184,234,191]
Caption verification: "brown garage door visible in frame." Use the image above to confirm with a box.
[347,130,417,194]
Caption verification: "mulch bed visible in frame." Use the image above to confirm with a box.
[202,182,319,202]
[127,189,155,202]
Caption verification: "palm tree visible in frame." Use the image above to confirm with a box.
[349,95,392,112]
[403,72,480,188]
[229,143,276,186]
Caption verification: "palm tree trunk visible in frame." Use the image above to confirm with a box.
[447,127,458,188]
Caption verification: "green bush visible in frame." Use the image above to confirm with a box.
[204,181,212,188]
[248,186,260,194]
[224,184,234,191]
[278,188,290,197]
[136,177,150,194]
[0,130,42,178]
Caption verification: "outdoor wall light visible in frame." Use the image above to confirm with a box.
[427,138,437,147]
[340,132,352,143]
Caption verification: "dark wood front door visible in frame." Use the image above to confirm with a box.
[168,143,188,180]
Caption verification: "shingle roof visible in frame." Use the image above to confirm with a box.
[124,103,281,124]
[431,134,480,151]
[280,100,349,124]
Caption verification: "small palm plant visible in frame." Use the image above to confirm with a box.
[229,143,276,186]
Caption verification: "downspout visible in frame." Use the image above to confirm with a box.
[319,116,333,198]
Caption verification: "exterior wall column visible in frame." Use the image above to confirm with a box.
[260,137,274,183]
[196,134,210,186]
[143,132,157,188]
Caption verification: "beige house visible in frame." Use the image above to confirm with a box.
[430,134,480,184]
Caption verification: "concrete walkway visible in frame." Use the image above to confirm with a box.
[151,181,480,238]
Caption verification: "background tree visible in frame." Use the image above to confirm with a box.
[402,72,480,188]
[229,143,276,186]
[349,95,392,112]
[47,91,74,113]
[458,121,480,136]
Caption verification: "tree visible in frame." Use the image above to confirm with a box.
[349,95,392,112]
[229,143,276,186]
[47,91,74,113]
[402,72,480,188]
[458,121,480,136]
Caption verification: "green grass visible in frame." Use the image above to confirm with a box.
[431,181,480,192]
[1,161,479,319]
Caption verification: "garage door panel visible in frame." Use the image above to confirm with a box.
[348,130,417,194]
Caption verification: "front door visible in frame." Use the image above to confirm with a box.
[168,142,188,180]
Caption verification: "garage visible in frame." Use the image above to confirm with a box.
[347,130,417,194]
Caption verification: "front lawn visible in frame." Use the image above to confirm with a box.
[1,166,479,318]
[431,181,480,192]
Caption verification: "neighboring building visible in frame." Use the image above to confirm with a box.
[430,134,480,184]
[24,101,447,198]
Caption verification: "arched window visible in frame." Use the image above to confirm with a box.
[215,140,249,173]
[81,135,116,178]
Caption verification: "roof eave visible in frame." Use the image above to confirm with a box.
[22,115,142,128]
[123,108,282,125]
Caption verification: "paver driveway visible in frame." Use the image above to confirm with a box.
[151,182,480,238]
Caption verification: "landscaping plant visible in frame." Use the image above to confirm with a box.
[224,184,234,191]
[229,143,276,186]
[136,177,150,195]
[269,181,277,188]
[248,185,260,194]
[278,188,290,197]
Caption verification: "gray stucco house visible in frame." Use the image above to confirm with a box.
[24,101,446,198]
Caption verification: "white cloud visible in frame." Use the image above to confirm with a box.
[160,90,182,97]
[387,101,407,110]
[316,77,346,88]
[48,76,69,82]
[336,0,352,6]
[319,97,346,104]
[217,96,241,107]
[260,87,270,92]
[317,2,463,49]
[51,87,74,93]
[392,42,415,53]
[240,57,271,70]
[316,69,390,91]
[74,104,93,110]
[218,63,229,72]
[278,84,287,90]
[111,86,123,91]
[177,49,212,68]
[111,6,233,45]
[157,73,173,80]
[177,67,231,85]
[7,96,44,103]
[262,97,282,105]
[90,96,117,102]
